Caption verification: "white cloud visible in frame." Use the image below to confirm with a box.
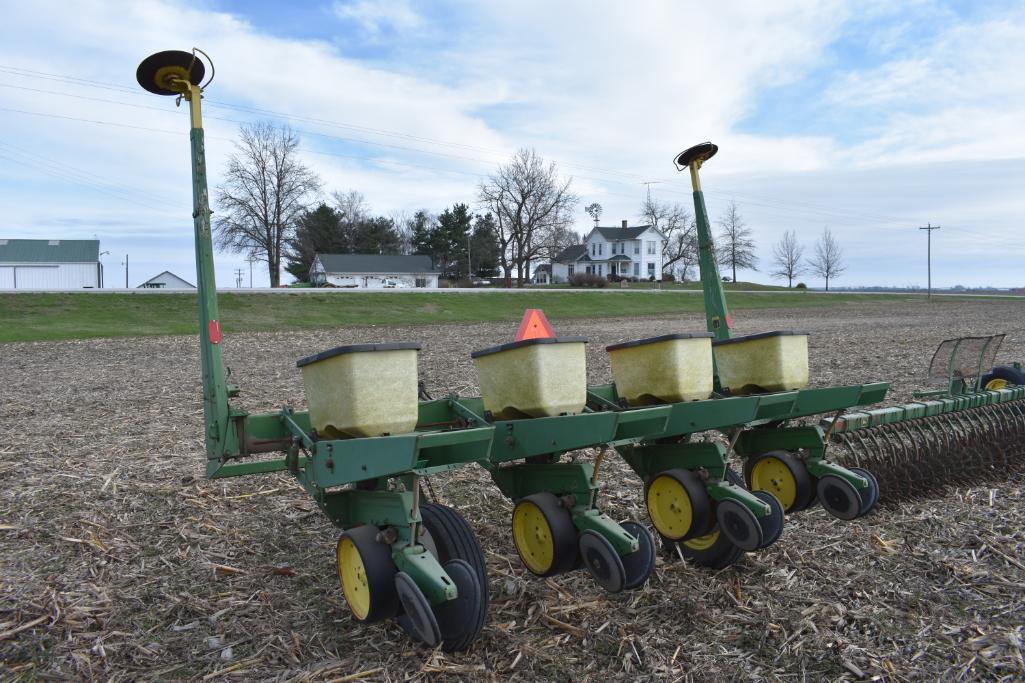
[331,0,422,37]
[0,0,1022,288]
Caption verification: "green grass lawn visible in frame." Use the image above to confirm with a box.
[0,289,951,343]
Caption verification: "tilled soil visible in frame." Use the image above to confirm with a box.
[2,298,1025,681]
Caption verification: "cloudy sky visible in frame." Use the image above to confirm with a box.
[1,0,1023,288]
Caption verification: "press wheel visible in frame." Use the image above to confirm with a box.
[751,491,784,548]
[402,504,489,652]
[433,559,485,652]
[715,499,764,552]
[745,451,814,513]
[847,467,880,517]
[619,521,656,590]
[336,525,399,623]
[578,530,626,593]
[645,468,713,541]
[817,475,862,520]
[395,572,440,647]
[511,492,578,576]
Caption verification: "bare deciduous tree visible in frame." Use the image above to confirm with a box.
[770,230,806,288]
[716,200,757,283]
[808,226,846,291]
[477,148,578,286]
[642,197,696,281]
[215,122,321,286]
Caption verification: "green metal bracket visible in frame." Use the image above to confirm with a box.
[393,544,458,605]
[616,440,728,483]
[487,461,595,501]
[571,508,638,555]
[705,480,772,517]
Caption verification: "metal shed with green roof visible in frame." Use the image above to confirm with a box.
[0,239,102,289]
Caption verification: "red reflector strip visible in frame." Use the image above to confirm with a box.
[209,320,222,344]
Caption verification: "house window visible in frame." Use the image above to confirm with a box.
[634,242,640,254]
[598,265,603,276]
[598,243,604,256]
[568,265,575,276]
[415,277,427,288]
[585,266,592,274]
[647,262,655,276]
[633,262,639,276]
[646,240,656,255]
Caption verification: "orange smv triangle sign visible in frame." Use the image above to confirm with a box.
[515,309,556,341]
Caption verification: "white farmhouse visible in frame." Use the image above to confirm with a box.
[311,254,439,289]
[551,221,666,283]
[0,239,102,289]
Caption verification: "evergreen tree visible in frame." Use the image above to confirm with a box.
[285,203,344,281]
[470,213,500,277]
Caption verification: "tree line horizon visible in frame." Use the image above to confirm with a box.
[213,121,845,288]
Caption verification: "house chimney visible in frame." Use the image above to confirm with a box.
[622,220,628,228]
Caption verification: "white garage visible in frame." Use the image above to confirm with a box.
[0,239,103,289]
[310,254,439,289]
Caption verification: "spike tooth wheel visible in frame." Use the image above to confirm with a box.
[511,492,578,577]
[337,525,400,624]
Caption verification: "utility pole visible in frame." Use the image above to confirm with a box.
[234,268,245,288]
[247,256,255,288]
[919,223,941,301]
[121,254,128,288]
[467,232,472,281]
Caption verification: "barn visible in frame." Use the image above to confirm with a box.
[0,239,102,289]
[310,254,439,289]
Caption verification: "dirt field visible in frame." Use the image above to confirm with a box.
[2,299,1025,681]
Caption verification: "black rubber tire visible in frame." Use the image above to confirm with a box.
[980,365,1025,390]
[619,521,656,590]
[419,503,488,594]
[751,491,784,548]
[416,504,489,652]
[337,525,399,623]
[744,450,815,513]
[434,559,486,652]
[715,499,764,552]
[848,467,880,517]
[512,492,579,577]
[817,475,862,520]
[645,468,714,541]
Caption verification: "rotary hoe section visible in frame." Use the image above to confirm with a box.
[824,334,1025,499]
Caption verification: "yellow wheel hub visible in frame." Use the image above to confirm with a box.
[337,536,371,620]
[512,501,555,574]
[683,528,720,551]
[646,474,694,540]
[985,378,1009,390]
[749,456,798,510]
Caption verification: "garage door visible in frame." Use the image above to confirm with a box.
[0,267,13,289]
